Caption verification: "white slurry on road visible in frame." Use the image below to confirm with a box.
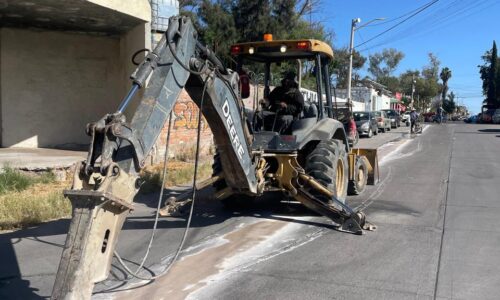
[378,124,429,166]
[187,220,326,299]
[95,125,432,300]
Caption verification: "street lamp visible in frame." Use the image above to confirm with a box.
[347,17,385,110]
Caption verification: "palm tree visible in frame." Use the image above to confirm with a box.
[440,67,452,102]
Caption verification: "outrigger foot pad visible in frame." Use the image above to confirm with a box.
[339,217,364,235]
[337,211,377,235]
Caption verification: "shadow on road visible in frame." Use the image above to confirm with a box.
[0,220,68,299]
[478,128,500,133]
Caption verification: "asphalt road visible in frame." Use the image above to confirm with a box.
[1,123,500,300]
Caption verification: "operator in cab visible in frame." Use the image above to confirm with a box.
[262,71,304,133]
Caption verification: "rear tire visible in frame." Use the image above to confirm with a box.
[348,158,368,195]
[304,139,348,204]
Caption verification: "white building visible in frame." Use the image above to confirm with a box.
[335,85,391,112]
[300,88,365,112]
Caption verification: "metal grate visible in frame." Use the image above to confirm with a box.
[150,0,179,33]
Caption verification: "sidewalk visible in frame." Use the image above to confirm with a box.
[0,148,86,171]
[356,124,414,149]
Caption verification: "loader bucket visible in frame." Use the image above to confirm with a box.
[349,148,379,185]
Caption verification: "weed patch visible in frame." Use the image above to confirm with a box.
[0,167,56,194]
[140,160,213,193]
[0,181,70,230]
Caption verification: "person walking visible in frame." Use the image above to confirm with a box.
[410,108,419,133]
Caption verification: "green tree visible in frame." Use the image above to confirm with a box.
[232,0,272,42]
[271,0,297,38]
[332,47,366,89]
[440,67,452,102]
[479,41,500,107]
[368,48,405,80]
[422,53,440,80]
[418,53,441,111]
[443,91,456,113]
[378,76,400,93]
[197,0,238,64]
[399,70,420,96]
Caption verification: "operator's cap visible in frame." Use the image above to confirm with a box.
[283,71,297,82]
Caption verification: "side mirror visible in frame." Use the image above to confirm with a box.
[239,70,250,99]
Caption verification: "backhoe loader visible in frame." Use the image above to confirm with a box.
[51,16,378,299]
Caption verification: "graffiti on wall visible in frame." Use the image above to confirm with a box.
[173,100,209,130]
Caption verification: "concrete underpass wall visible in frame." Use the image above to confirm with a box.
[0,28,122,148]
[0,24,149,148]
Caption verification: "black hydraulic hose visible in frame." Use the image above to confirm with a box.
[113,75,212,281]
[113,109,173,279]
[195,41,228,75]
[165,18,206,76]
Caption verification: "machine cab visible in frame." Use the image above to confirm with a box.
[230,35,342,151]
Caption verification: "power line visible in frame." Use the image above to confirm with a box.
[355,0,440,48]
[358,0,497,52]
[363,0,442,28]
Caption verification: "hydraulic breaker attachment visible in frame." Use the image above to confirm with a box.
[51,162,138,299]
[272,154,376,235]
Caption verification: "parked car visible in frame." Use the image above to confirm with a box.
[492,109,500,124]
[353,111,378,138]
[333,107,358,146]
[401,112,411,126]
[464,115,478,123]
[479,109,495,123]
[374,110,391,133]
[423,112,436,122]
[381,109,401,128]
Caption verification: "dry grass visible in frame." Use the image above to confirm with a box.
[0,167,56,194]
[0,159,214,230]
[140,160,213,193]
[0,179,71,231]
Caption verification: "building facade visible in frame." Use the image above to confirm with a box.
[336,85,391,112]
[0,0,181,149]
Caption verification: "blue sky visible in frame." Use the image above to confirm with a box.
[314,0,500,114]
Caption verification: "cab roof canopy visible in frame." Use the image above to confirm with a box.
[230,39,334,62]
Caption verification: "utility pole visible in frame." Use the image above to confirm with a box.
[347,17,384,110]
[347,18,360,110]
[410,74,415,109]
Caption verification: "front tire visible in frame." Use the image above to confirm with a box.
[367,128,373,138]
[304,139,348,204]
[348,158,368,195]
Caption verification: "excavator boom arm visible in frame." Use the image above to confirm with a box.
[51,16,256,299]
